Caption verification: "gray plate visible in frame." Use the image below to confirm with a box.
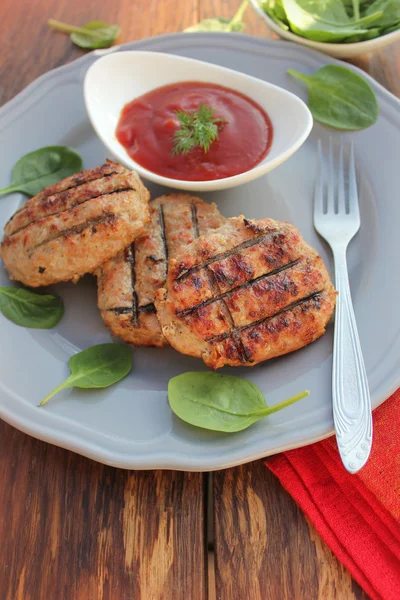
[0,33,399,471]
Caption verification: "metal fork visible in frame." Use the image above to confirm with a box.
[314,139,372,474]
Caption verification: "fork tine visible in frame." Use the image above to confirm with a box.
[348,141,360,219]
[337,138,346,214]
[314,139,324,216]
[327,137,335,213]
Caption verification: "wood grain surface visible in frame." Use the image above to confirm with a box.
[0,422,207,600]
[213,463,369,600]
[0,0,398,599]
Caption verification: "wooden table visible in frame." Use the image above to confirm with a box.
[0,2,398,598]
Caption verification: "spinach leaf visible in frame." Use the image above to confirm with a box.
[364,0,400,27]
[281,0,382,42]
[261,0,396,43]
[39,344,132,406]
[48,19,120,49]
[288,65,378,129]
[185,0,248,32]
[0,146,83,198]
[351,0,361,19]
[168,372,308,433]
[263,0,289,23]
[0,286,64,329]
[342,0,375,16]
[262,0,290,29]
[381,20,400,34]
[345,26,381,41]
[185,17,244,32]
[285,0,353,25]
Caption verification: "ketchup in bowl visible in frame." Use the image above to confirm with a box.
[116,82,273,182]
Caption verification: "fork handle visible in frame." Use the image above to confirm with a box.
[332,246,373,474]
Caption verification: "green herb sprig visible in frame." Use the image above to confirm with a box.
[0,146,83,198]
[172,103,227,156]
[168,371,309,432]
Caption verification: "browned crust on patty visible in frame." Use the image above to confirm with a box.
[155,216,337,368]
[97,193,226,347]
[0,161,150,286]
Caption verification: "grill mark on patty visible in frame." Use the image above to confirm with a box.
[108,201,195,330]
[175,231,278,282]
[8,186,134,238]
[111,204,170,328]
[42,168,121,198]
[42,166,121,195]
[176,258,302,317]
[108,307,133,315]
[159,204,169,278]
[11,168,120,222]
[126,244,139,327]
[28,213,117,253]
[106,200,214,334]
[108,302,157,316]
[139,302,157,314]
[190,203,251,359]
[205,264,250,364]
[191,201,200,238]
[205,291,324,343]
[71,168,120,186]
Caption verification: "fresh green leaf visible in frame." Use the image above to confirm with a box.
[48,19,120,49]
[284,0,353,25]
[0,146,83,198]
[185,17,242,32]
[0,286,64,329]
[364,0,400,27]
[342,0,375,16]
[344,26,381,40]
[185,0,248,32]
[281,0,382,42]
[381,20,400,34]
[288,65,378,129]
[168,372,309,433]
[262,0,290,29]
[39,344,132,406]
[352,0,361,19]
[70,21,120,49]
[260,0,397,43]
[263,0,289,23]
[172,103,227,156]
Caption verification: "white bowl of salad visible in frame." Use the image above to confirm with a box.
[250,0,400,58]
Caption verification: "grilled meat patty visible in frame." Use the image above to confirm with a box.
[0,160,150,287]
[97,194,226,347]
[156,216,336,369]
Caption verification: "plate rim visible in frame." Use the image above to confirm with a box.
[1,32,399,471]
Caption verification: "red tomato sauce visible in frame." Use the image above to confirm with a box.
[116,81,273,181]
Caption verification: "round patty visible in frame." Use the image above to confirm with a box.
[97,193,226,347]
[0,160,150,287]
[155,216,337,369]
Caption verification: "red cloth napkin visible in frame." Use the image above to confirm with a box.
[266,390,400,600]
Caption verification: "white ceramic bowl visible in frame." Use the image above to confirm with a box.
[250,0,400,59]
[84,51,312,191]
